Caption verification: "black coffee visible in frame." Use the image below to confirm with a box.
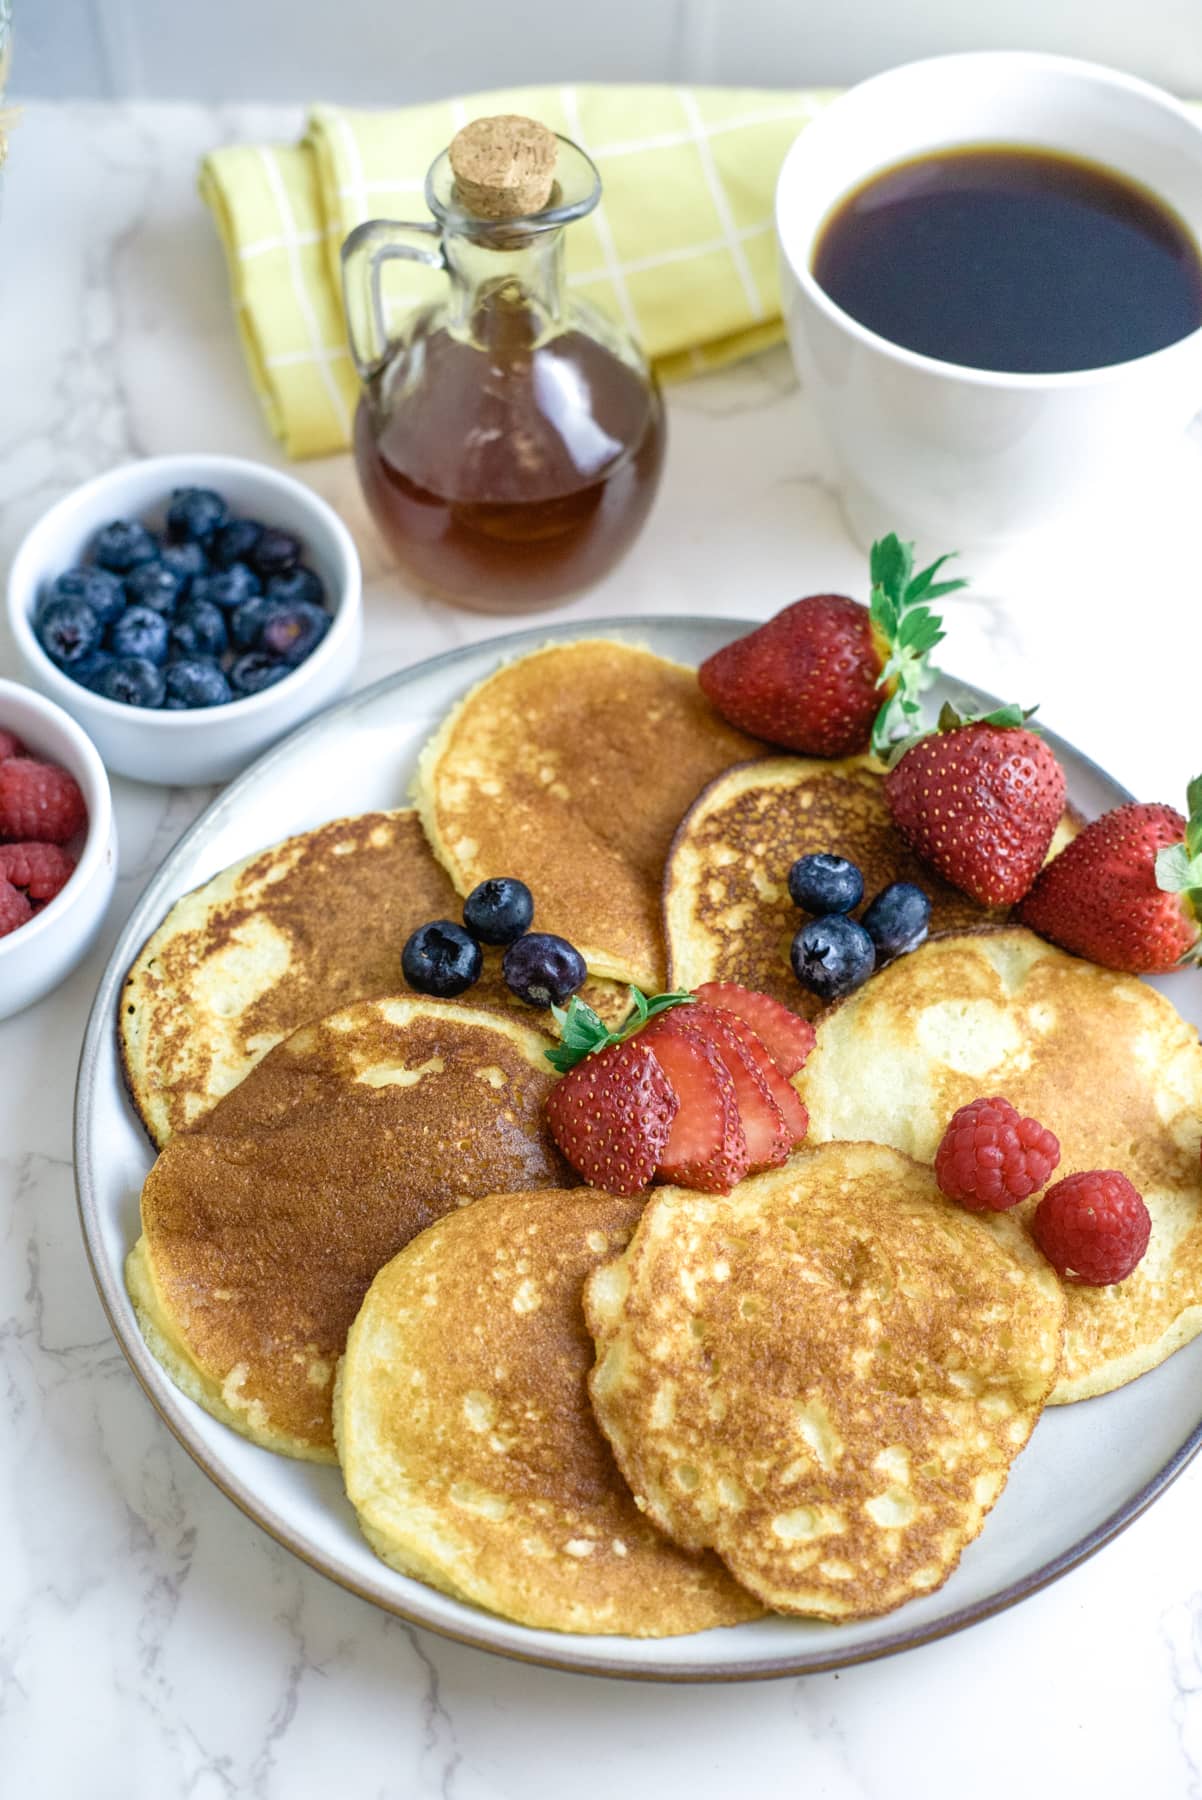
[811,145,1202,373]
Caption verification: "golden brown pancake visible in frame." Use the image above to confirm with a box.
[800,928,1202,1402]
[121,808,628,1148]
[413,642,758,991]
[127,997,571,1462]
[336,1188,762,1635]
[585,1142,1065,1620]
[664,756,1080,1019]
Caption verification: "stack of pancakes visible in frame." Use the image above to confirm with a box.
[120,637,1202,1639]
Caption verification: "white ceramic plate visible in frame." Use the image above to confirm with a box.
[74,616,1202,1682]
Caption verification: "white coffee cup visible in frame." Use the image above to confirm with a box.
[775,52,1202,548]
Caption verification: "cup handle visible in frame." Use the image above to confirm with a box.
[340,219,444,382]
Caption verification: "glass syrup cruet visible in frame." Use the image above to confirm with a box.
[342,114,666,613]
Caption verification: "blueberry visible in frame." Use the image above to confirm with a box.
[36,598,103,667]
[209,518,263,567]
[71,650,115,692]
[42,566,125,627]
[502,932,587,1008]
[463,877,534,946]
[251,527,302,578]
[192,563,261,610]
[124,560,184,615]
[164,658,232,709]
[260,599,330,665]
[787,853,865,916]
[169,599,229,661]
[229,652,291,696]
[266,566,325,609]
[92,519,159,573]
[401,920,483,997]
[229,596,281,652]
[167,487,229,542]
[861,882,931,961]
[159,541,208,595]
[109,604,170,666]
[790,915,875,1003]
[95,656,166,708]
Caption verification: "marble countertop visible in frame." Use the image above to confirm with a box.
[3,100,1202,1799]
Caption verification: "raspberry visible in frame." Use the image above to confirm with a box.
[0,878,33,938]
[934,1095,1061,1211]
[0,842,77,903]
[0,729,26,762]
[1031,1170,1151,1285]
[0,758,87,844]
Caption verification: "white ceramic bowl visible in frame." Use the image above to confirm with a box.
[0,679,116,1020]
[6,455,363,785]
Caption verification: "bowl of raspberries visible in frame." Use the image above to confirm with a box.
[7,455,362,785]
[0,679,116,1020]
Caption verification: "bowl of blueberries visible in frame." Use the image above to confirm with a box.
[7,455,362,785]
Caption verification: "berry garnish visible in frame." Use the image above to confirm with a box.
[791,914,875,1002]
[884,701,1066,907]
[124,560,184,614]
[545,1037,678,1194]
[503,932,588,1008]
[164,659,232,709]
[1031,1171,1151,1285]
[0,841,76,904]
[0,879,33,938]
[169,599,229,662]
[92,519,159,573]
[643,1022,749,1191]
[543,986,695,1073]
[0,729,26,761]
[697,533,965,758]
[695,1004,809,1145]
[691,981,816,1076]
[266,566,325,609]
[159,541,208,593]
[229,652,290,696]
[401,920,483,997]
[0,757,87,844]
[36,598,103,668]
[260,599,330,665]
[934,1096,1060,1212]
[209,519,263,568]
[647,1002,790,1172]
[229,596,280,651]
[787,852,864,915]
[110,604,170,666]
[1019,779,1202,974]
[42,567,125,626]
[95,656,167,708]
[192,563,262,611]
[167,487,229,542]
[861,880,931,960]
[250,527,302,578]
[463,876,535,945]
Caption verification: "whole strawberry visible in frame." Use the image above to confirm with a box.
[884,703,1066,906]
[1019,781,1202,973]
[698,534,965,758]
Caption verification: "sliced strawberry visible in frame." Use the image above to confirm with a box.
[700,1006,809,1149]
[692,982,817,1077]
[657,1004,790,1172]
[639,1019,749,1192]
[545,1037,678,1195]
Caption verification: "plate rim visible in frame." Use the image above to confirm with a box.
[73,611,1202,1683]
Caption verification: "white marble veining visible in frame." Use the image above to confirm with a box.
[2,101,1202,1797]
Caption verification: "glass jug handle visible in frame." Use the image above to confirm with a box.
[341,219,445,382]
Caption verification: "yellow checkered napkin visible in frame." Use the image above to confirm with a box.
[200,85,836,458]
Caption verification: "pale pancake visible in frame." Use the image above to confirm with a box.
[128,997,571,1462]
[585,1142,1064,1620]
[800,928,1202,1402]
[121,808,628,1148]
[413,642,758,991]
[336,1188,762,1636]
[664,756,1080,1019]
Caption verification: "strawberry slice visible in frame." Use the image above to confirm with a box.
[639,1019,749,1192]
[698,1006,809,1149]
[692,982,816,1077]
[656,1004,790,1172]
[545,1037,678,1195]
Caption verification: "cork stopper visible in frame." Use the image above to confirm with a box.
[449,114,558,221]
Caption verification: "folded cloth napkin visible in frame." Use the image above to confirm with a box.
[199,84,835,458]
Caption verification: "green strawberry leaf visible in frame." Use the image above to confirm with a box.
[1155,842,1202,895]
[867,533,966,759]
[903,553,967,607]
[544,987,695,1074]
[870,533,913,604]
[1184,773,1202,861]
